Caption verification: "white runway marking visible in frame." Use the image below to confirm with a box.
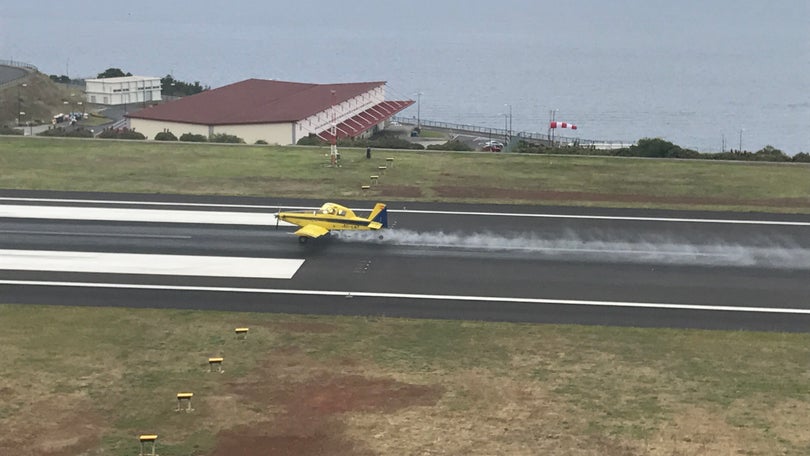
[1,279,809,315]
[1,197,808,226]
[0,204,293,226]
[0,250,304,279]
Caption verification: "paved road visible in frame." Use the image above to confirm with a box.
[0,65,28,85]
[2,189,810,331]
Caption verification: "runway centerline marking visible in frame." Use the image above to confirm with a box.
[1,198,808,226]
[0,250,304,279]
[1,280,809,315]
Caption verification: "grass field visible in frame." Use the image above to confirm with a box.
[2,305,810,455]
[2,136,810,212]
[2,136,810,454]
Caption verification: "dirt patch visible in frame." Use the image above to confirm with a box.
[378,185,423,198]
[0,393,102,456]
[213,421,373,456]
[284,374,443,415]
[212,350,444,456]
[432,185,810,208]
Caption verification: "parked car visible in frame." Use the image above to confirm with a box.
[482,140,504,152]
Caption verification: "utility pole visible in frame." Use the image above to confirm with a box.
[504,103,511,146]
[739,128,744,152]
[415,92,423,129]
[549,109,558,145]
[17,83,26,126]
[330,90,338,167]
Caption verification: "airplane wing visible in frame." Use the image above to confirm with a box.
[294,224,330,239]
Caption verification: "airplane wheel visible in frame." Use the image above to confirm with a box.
[298,236,308,244]
[378,235,384,240]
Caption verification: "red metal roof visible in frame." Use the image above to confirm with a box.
[126,79,393,125]
[317,100,415,142]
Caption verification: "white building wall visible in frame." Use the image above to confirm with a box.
[211,123,293,145]
[130,118,295,144]
[129,119,209,139]
[85,76,162,106]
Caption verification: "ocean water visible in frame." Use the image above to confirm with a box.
[2,0,808,153]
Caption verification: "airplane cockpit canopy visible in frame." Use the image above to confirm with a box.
[319,203,352,217]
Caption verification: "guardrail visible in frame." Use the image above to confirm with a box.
[0,59,38,72]
[112,118,129,130]
[391,115,634,150]
[0,59,38,91]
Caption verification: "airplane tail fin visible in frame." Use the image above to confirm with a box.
[368,203,388,228]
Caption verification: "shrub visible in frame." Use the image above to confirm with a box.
[0,126,24,135]
[38,127,94,138]
[118,130,146,140]
[627,137,699,159]
[792,152,810,163]
[66,129,94,138]
[704,150,754,161]
[179,133,208,142]
[427,139,473,151]
[97,129,118,139]
[97,128,145,140]
[209,133,245,144]
[297,134,327,146]
[154,131,178,141]
[254,139,268,145]
[753,145,790,162]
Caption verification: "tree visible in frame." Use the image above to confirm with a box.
[97,68,132,79]
[753,145,789,162]
[792,152,810,163]
[49,74,71,83]
[626,138,699,159]
[161,74,208,97]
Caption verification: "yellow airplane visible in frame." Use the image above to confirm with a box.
[276,202,388,243]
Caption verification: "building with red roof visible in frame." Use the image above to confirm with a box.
[126,78,414,144]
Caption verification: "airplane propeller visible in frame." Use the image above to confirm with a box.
[275,207,281,230]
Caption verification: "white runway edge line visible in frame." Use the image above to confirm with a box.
[2,280,810,315]
[2,197,810,226]
[0,250,305,279]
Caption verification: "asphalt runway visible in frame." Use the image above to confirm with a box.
[2,189,810,331]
